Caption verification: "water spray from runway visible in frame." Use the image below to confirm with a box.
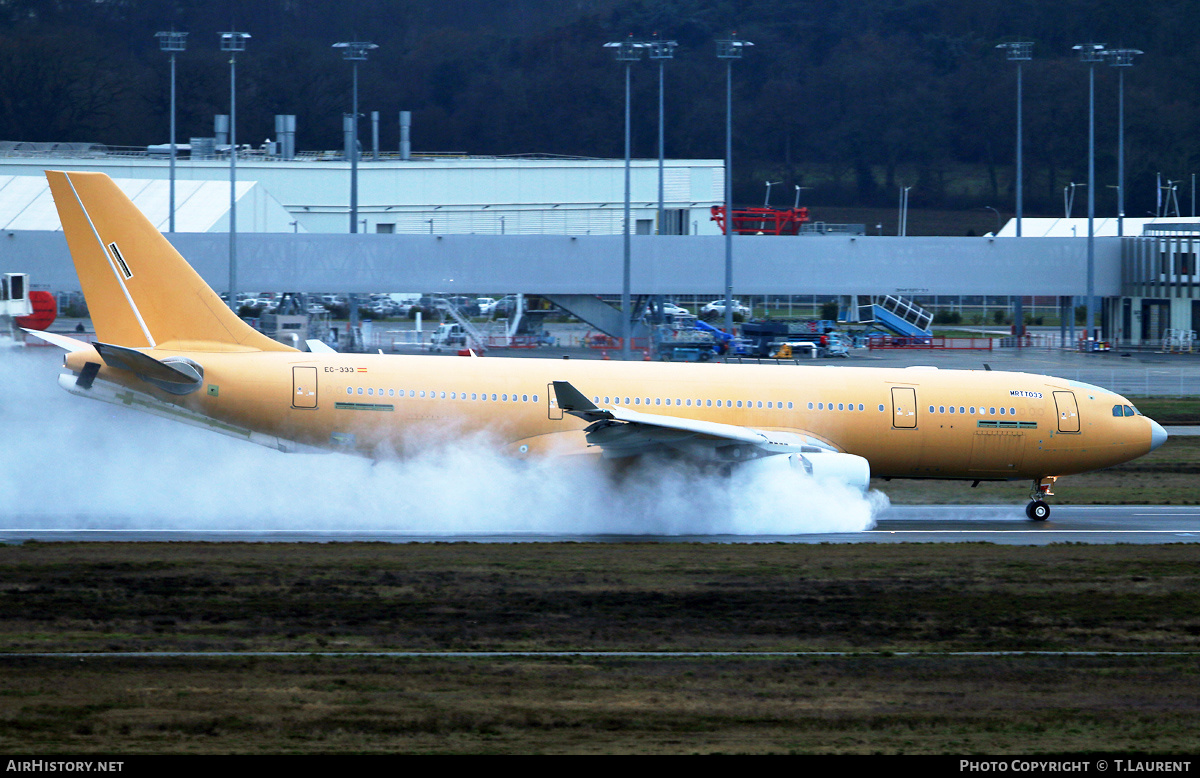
[1,349,884,534]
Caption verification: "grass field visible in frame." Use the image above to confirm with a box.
[2,542,1200,754]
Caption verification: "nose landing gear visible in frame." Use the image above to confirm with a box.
[1026,476,1058,521]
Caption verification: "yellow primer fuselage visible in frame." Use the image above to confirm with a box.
[64,348,1156,480]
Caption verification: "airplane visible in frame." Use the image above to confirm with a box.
[29,170,1167,522]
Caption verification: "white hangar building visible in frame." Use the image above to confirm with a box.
[0,145,726,236]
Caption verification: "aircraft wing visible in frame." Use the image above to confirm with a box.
[551,380,837,461]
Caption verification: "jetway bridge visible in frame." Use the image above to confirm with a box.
[10,232,1123,301]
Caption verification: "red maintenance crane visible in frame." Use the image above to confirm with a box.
[710,204,810,235]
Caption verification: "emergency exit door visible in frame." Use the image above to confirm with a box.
[891,387,917,428]
[292,366,318,409]
[1053,391,1079,433]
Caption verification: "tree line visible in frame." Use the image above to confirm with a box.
[0,0,1196,216]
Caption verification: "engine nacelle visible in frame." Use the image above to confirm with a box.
[740,452,871,490]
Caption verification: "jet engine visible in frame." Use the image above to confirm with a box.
[739,452,871,490]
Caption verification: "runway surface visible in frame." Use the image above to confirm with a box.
[3,505,1198,545]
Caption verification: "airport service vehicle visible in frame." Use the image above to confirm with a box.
[429,322,469,351]
[30,171,1168,522]
[2,273,57,341]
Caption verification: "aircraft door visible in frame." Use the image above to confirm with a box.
[1053,391,1079,433]
[547,383,563,420]
[891,386,917,429]
[292,366,318,409]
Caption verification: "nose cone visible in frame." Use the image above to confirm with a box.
[1149,418,1168,451]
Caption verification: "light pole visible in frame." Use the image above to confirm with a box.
[996,42,1032,238]
[220,31,250,308]
[1064,182,1085,218]
[717,35,753,335]
[764,181,782,207]
[333,41,378,234]
[604,36,646,360]
[898,185,913,236]
[156,31,187,234]
[794,185,811,209]
[997,40,1032,338]
[647,35,676,235]
[1104,48,1142,237]
[982,206,1001,234]
[1075,43,1105,346]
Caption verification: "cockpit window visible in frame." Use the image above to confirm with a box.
[1112,405,1124,417]
[1124,405,1137,417]
[1113,404,1138,417]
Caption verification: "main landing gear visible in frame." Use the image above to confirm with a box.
[1025,500,1050,521]
[1026,476,1058,521]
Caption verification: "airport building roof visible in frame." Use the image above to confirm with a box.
[0,174,300,233]
[0,151,724,235]
[995,216,1200,238]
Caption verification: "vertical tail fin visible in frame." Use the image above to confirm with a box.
[45,170,293,352]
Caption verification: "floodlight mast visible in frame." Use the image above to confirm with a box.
[647,35,677,236]
[996,40,1031,339]
[995,41,1032,237]
[156,31,187,234]
[717,36,752,335]
[1075,42,1106,347]
[604,36,647,360]
[333,42,379,235]
[1103,47,1143,237]
[220,31,250,307]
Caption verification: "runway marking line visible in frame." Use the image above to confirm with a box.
[870,530,1200,534]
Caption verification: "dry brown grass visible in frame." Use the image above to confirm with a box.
[2,654,1199,754]
[3,525,1200,752]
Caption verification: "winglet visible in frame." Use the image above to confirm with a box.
[551,380,599,412]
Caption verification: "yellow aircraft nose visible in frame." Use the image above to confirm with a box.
[1149,418,1168,451]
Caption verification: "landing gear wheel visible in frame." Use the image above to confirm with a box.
[1025,500,1050,521]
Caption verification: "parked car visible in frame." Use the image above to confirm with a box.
[476,297,497,316]
[491,294,524,318]
[409,296,441,319]
[442,295,479,316]
[700,299,751,318]
[647,301,690,317]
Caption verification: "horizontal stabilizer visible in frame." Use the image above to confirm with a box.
[94,342,204,395]
[22,329,95,353]
[306,339,338,354]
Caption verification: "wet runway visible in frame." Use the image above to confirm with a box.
[3,505,1198,545]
